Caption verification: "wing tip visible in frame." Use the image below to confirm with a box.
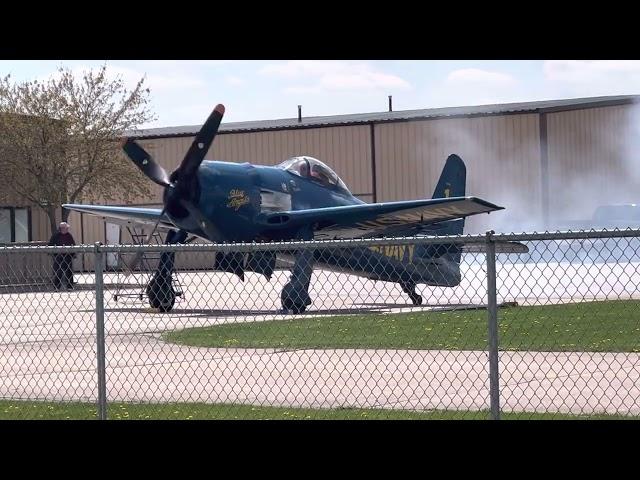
[466,196,504,211]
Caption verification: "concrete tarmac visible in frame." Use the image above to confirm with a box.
[1,261,639,416]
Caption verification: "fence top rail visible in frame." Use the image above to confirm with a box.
[491,229,640,242]
[1,229,640,254]
[0,244,95,254]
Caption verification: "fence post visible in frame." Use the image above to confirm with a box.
[94,242,107,420]
[485,230,501,420]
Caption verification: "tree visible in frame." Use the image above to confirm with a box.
[0,65,156,235]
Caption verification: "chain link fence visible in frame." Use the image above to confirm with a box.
[1,230,639,420]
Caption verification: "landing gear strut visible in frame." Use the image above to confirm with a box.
[401,282,423,306]
[281,235,314,314]
[147,229,187,312]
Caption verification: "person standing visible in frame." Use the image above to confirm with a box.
[48,222,76,290]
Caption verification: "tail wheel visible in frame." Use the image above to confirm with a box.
[401,282,423,306]
[410,293,423,306]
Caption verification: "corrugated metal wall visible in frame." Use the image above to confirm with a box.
[546,105,638,222]
[374,114,542,233]
[213,125,374,200]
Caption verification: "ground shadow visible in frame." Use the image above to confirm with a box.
[79,301,491,317]
[91,305,388,317]
[0,283,141,294]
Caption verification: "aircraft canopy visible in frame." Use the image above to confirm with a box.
[277,156,349,192]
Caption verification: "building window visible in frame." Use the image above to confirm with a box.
[0,207,31,243]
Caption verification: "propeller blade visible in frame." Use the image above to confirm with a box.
[121,138,172,187]
[175,104,225,180]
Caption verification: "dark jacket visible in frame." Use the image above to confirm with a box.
[49,232,76,247]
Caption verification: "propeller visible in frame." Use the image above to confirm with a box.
[173,104,225,183]
[121,139,172,187]
[121,103,226,272]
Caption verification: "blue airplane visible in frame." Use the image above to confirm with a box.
[64,104,513,313]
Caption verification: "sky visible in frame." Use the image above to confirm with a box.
[1,60,639,128]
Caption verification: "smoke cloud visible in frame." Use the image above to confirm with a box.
[421,103,640,235]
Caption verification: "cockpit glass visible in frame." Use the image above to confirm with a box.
[276,156,349,192]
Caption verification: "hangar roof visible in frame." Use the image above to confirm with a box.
[128,95,640,139]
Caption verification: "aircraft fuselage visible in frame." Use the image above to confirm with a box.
[163,160,462,289]
[166,160,363,243]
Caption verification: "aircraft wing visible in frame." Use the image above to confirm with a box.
[260,196,503,240]
[62,204,175,229]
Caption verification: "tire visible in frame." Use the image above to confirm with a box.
[158,296,175,313]
[148,288,175,312]
[282,297,307,314]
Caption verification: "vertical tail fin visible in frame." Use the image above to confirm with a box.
[426,154,467,236]
[411,155,468,286]
[432,154,466,200]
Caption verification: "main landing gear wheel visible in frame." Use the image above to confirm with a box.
[281,281,312,314]
[148,290,175,312]
[282,297,307,314]
[147,278,176,313]
[281,229,314,315]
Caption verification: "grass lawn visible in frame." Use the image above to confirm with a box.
[163,300,640,352]
[0,400,635,420]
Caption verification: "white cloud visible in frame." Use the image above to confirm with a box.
[95,65,206,91]
[225,75,246,87]
[419,67,523,108]
[139,60,240,68]
[446,68,515,87]
[543,61,640,96]
[544,60,640,81]
[283,86,321,95]
[260,60,347,77]
[146,72,205,90]
[320,71,409,90]
[260,60,410,92]
[37,64,205,93]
